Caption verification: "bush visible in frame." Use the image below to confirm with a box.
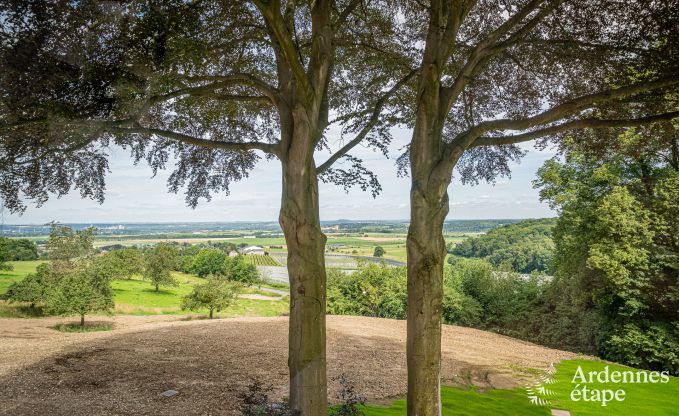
[225,255,260,285]
[238,380,297,416]
[603,323,679,374]
[326,263,407,319]
[5,263,55,307]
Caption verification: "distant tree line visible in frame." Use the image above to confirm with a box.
[0,237,39,263]
[449,218,556,273]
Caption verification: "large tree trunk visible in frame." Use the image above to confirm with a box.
[279,136,328,415]
[406,182,449,416]
[406,60,457,412]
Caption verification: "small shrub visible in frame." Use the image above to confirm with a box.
[238,380,298,416]
[330,374,365,416]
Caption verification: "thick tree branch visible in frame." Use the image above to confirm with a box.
[451,76,679,151]
[470,111,679,147]
[441,0,559,111]
[316,69,418,173]
[170,74,281,104]
[105,124,279,155]
[253,0,313,99]
[335,0,361,28]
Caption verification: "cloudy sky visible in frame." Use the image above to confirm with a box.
[3,126,557,224]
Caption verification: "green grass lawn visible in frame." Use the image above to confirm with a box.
[0,260,45,294]
[0,261,288,319]
[544,359,679,415]
[362,359,678,416]
[362,387,550,416]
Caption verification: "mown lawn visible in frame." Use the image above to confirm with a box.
[362,387,550,416]
[0,260,46,294]
[0,261,288,318]
[362,359,678,416]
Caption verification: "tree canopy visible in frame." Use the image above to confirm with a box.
[534,128,679,373]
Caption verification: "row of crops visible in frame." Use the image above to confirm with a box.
[244,255,282,266]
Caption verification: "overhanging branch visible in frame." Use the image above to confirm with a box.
[470,111,679,147]
[106,124,279,155]
[451,76,679,151]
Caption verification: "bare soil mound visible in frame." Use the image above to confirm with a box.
[0,315,576,415]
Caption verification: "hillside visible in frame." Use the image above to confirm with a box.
[0,315,575,415]
[450,218,557,273]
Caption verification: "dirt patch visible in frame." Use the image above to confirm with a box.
[0,315,577,415]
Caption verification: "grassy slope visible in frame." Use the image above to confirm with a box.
[0,261,288,318]
[362,359,678,416]
[0,260,45,294]
[363,387,550,416]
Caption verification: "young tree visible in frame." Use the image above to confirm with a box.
[181,277,242,319]
[0,3,413,412]
[45,263,114,326]
[47,224,95,267]
[98,248,145,280]
[373,246,385,258]
[392,1,679,413]
[225,255,260,285]
[191,248,228,277]
[143,242,178,292]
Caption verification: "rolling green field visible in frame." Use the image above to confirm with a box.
[81,232,473,263]
[362,359,678,416]
[0,261,288,318]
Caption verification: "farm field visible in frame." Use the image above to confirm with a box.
[0,261,288,319]
[243,254,282,266]
[37,231,475,264]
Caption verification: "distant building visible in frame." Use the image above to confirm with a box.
[240,245,265,255]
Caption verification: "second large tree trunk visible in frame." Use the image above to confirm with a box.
[279,150,328,415]
[406,182,449,416]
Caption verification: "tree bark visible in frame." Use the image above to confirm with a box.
[406,51,458,413]
[406,182,450,416]
[279,133,328,416]
[80,314,85,327]
[209,308,213,319]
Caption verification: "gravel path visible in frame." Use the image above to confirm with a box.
[0,315,577,415]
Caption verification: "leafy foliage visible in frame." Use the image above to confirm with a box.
[47,224,95,264]
[45,262,114,325]
[372,246,385,258]
[5,263,54,306]
[533,129,679,373]
[6,225,114,325]
[224,255,259,286]
[143,242,178,291]
[0,238,38,261]
[450,218,556,273]
[181,277,241,319]
[191,248,228,277]
[97,248,145,280]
